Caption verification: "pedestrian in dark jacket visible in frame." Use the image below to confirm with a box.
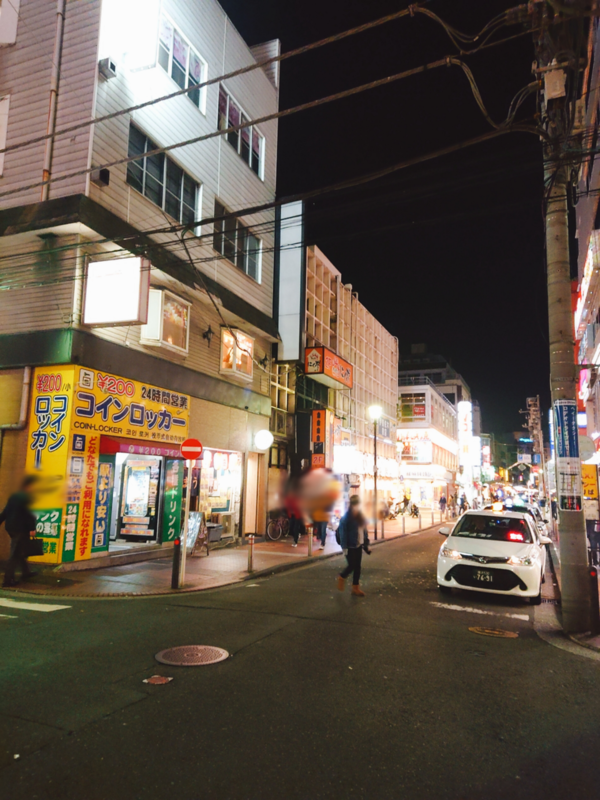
[0,476,37,587]
[337,495,371,596]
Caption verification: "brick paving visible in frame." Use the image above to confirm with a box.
[2,512,448,598]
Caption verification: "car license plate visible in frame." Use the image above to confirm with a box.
[474,569,493,583]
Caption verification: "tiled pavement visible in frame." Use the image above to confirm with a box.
[3,511,449,598]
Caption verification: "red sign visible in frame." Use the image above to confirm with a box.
[181,438,203,461]
[305,346,353,389]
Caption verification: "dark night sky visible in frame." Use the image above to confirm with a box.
[218,0,550,434]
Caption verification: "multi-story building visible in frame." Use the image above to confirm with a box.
[397,344,471,409]
[397,378,458,507]
[574,18,600,462]
[271,222,398,509]
[0,0,281,567]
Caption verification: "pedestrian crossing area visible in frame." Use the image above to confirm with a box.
[0,597,71,619]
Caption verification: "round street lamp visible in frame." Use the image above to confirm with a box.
[254,429,274,451]
[368,405,383,541]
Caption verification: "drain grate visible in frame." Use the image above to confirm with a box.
[155,645,229,666]
[542,598,560,605]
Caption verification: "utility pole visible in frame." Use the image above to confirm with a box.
[532,1,591,632]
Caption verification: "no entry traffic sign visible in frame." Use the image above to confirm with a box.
[180,438,203,461]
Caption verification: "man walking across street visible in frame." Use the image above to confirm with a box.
[337,495,371,597]
[0,476,38,587]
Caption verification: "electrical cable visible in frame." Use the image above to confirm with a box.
[0,53,515,201]
[0,3,531,159]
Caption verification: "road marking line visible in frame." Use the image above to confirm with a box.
[0,598,71,613]
[430,602,529,621]
[0,613,18,619]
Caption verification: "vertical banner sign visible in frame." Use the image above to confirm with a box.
[554,400,582,511]
[162,459,184,541]
[25,367,76,564]
[91,457,114,553]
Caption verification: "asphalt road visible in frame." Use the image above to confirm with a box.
[2,527,600,800]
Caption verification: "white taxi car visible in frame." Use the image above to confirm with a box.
[437,508,551,604]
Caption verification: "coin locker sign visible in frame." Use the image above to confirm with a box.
[25,365,191,564]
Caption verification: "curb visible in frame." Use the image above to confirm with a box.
[2,523,442,600]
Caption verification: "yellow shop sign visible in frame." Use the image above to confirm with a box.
[26,365,190,564]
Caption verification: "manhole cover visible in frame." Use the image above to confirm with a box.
[469,627,519,639]
[155,645,229,666]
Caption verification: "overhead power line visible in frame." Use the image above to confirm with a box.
[0,49,533,201]
[0,3,524,159]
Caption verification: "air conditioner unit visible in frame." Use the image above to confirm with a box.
[98,58,117,80]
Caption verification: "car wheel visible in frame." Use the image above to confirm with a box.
[438,584,452,594]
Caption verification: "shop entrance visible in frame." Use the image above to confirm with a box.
[116,455,162,542]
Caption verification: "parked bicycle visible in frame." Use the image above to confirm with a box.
[266,512,290,541]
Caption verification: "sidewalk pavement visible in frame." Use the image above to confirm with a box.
[2,512,447,598]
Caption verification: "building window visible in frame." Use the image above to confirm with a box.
[213,200,262,282]
[140,289,191,354]
[220,328,254,381]
[218,85,264,179]
[158,14,207,112]
[126,124,200,227]
[399,393,426,422]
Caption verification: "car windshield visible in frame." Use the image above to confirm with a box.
[453,515,533,543]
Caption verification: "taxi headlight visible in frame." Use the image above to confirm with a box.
[507,555,534,566]
[441,547,462,560]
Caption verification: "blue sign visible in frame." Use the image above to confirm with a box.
[554,400,579,459]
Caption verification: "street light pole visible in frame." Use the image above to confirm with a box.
[368,405,383,543]
[373,417,378,542]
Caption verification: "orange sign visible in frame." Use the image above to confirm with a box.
[305,347,353,389]
[311,453,326,468]
[312,410,326,443]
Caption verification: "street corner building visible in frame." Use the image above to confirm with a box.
[0,0,283,567]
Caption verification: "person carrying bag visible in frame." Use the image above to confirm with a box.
[336,495,371,597]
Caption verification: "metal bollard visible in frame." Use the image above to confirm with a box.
[418,513,422,531]
[590,567,600,636]
[308,528,313,557]
[431,511,434,526]
[381,518,384,540]
[171,538,181,589]
[402,515,405,535]
[247,535,255,573]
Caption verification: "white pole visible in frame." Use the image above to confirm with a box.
[179,459,193,587]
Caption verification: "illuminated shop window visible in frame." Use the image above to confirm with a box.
[140,289,191,354]
[218,85,265,179]
[220,329,254,380]
[158,14,207,112]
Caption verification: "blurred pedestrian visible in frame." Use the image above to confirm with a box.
[285,488,302,548]
[315,518,328,549]
[337,495,371,597]
[0,476,37,587]
[439,494,447,515]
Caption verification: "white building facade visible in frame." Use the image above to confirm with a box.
[0,0,281,566]
[397,379,458,508]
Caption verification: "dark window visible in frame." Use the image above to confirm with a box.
[213,200,261,282]
[218,85,264,179]
[126,124,199,225]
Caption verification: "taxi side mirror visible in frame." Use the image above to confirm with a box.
[539,535,552,546]
[439,527,450,536]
